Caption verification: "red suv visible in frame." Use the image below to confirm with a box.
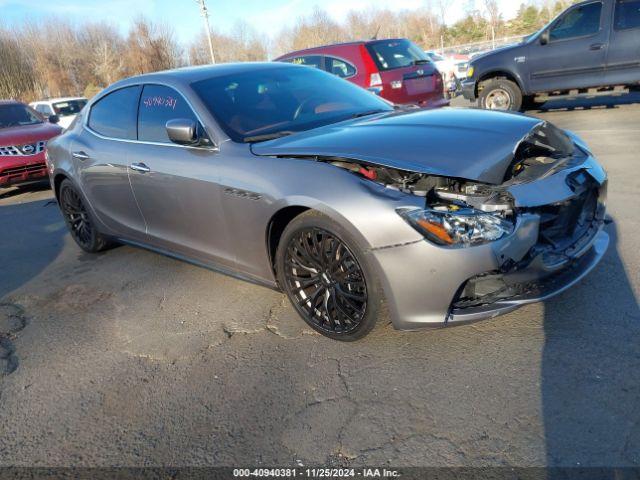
[276,39,447,108]
[0,100,62,188]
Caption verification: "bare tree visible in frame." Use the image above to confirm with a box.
[0,29,37,100]
[123,17,182,75]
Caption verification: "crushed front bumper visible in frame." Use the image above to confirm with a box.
[370,150,609,331]
[448,229,608,324]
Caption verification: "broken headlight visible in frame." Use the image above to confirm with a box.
[397,207,514,247]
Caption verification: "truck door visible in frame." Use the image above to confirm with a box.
[605,0,640,85]
[528,1,608,92]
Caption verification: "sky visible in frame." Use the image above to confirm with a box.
[0,0,523,44]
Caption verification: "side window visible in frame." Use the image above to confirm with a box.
[288,55,324,69]
[326,57,356,78]
[615,0,640,30]
[550,2,602,41]
[138,85,200,144]
[88,86,141,140]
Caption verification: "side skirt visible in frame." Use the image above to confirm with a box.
[114,237,280,292]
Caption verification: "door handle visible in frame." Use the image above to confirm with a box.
[71,151,90,160]
[130,162,151,173]
[590,43,605,51]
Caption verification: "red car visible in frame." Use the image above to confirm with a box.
[276,39,448,108]
[0,100,62,188]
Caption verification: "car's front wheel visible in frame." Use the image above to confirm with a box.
[478,77,522,111]
[58,179,111,253]
[276,211,381,341]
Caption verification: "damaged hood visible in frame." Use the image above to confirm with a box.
[251,108,544,184]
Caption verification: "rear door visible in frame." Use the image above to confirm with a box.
[79,85,147,240]
[364,39,441,106]
[605,0,640,85]
[528,1,608,92]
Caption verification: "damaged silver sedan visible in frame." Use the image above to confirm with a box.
[46,63,608,341]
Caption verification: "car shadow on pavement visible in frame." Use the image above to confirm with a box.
[531,91,640,113]
[542,220,640,466]
[0,185,66,299]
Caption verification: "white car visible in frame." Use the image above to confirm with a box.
[29,97,87,130]
[425,52,469,80]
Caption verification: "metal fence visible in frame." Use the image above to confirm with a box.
[441,35,529,58]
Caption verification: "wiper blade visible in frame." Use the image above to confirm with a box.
[349,110,387,119]
[243,131,295,143]
[413,59,431,65]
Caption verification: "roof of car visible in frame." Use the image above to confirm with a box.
[31,97,87,104]
[277,38,408,59]
[110,62,302,89]
[0,99,23,106]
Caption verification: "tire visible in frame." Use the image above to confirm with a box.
[275,210,381,341]
[478,77,523,111]
[58,179,111,253]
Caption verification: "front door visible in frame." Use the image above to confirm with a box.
[605,0,640,85]
[127,84,234,268]
[528,1,608,92]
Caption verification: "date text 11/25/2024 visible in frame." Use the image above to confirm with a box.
[232,468,401,478]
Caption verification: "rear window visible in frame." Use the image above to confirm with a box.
[53,99,87,117]
[366,39,431,71]
[88,86,141,140]
[615,0,640,29]
[326,57,356,78]
[0,104,43,129]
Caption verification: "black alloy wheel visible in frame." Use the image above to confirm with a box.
[282,226,368,336]
[59,180,109,253]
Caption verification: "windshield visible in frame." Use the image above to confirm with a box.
[366,39,431,71]
[0,104,43,129]
[428,52,445,62]
[191,66,393,143]
[53,99,87,117]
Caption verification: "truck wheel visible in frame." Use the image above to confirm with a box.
[478,77,522,111]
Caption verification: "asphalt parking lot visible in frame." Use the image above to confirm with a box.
[1,93,639,468]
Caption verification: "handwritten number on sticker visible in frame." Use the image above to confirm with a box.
[143,96,178,110]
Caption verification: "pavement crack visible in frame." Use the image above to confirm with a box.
[0,302,28,378]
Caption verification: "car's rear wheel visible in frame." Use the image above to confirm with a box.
[276,211,380,341]
[59,179,110,253]
[478,77,522,111]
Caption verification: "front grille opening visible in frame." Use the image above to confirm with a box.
[0,162,46,178]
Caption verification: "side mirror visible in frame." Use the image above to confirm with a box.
[166,118,199,146]
[48,114,60,124]
[540,30,550,46]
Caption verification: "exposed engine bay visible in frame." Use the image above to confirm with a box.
[318,123,606,313]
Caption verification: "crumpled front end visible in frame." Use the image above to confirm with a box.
[368,126,609,329]
[448,154,608,324]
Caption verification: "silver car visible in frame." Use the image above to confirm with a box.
[46,63,609,341]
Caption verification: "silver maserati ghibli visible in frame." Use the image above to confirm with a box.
[46,63,609,341]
